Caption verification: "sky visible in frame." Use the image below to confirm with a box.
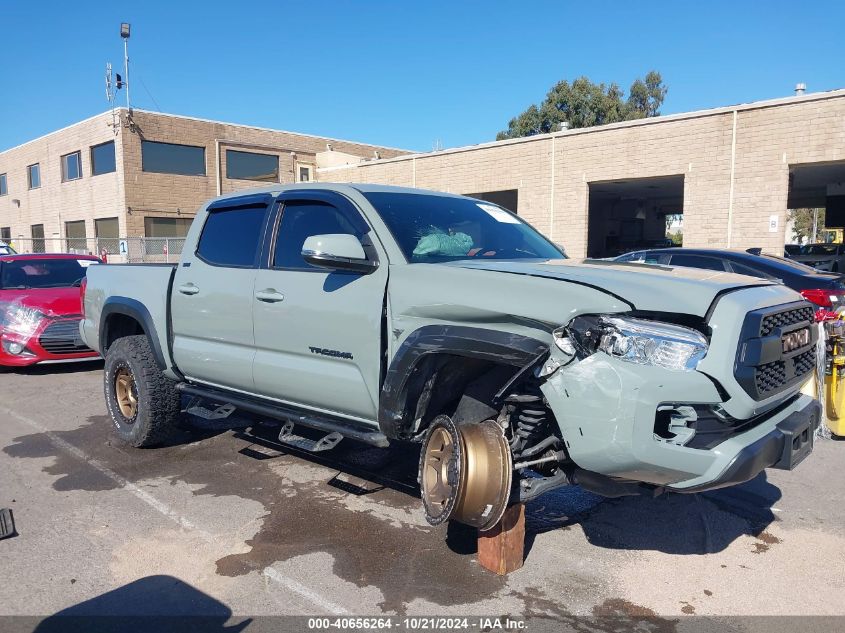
[1,0,843,153]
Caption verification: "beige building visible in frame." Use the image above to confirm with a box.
[0,109,406,255]
[1,90,844,259]
[321,88,845,258]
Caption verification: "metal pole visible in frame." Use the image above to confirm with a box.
[812,208,819,243]
[123,37,130,109]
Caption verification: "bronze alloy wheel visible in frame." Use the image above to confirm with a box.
[114,366,138,420]
[420,415,513,531]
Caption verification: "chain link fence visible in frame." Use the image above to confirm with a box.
[8,237,186,264]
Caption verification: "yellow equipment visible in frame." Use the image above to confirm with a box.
[823,318,845,436]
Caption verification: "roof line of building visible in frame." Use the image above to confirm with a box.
[317,87,845,173]
[0,110,116,156]
[0,107,414,157]
[124,108,414,153]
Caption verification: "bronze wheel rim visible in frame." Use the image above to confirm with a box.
[421,425,458,516]
[115,367,138,420]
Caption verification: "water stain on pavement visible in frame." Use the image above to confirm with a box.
[4,416,508,613]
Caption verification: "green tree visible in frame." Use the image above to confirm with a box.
[788,208,825,242]
[496,71,668,140]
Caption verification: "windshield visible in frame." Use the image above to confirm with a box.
[801,244,840,255]
[362,191,564,262]
[0,259,95,289]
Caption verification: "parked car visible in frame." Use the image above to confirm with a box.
[784,244,802,258]
[0,253,101,367]
[791,243,845,272]
[614,247,845,312]
[81,185,819,533]
[0,241,16,255]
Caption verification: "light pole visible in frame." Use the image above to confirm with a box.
[120,23,131,109]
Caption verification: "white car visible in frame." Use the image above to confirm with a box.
[792,243,845,272]
[0,241,17,255]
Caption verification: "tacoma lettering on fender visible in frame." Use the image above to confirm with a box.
[80,184,820,531]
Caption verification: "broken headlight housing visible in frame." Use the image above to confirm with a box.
[558,315,708,372]
[0,303,45,337]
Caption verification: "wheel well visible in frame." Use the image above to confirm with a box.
[400,354,520,439]
[103,314,146,352]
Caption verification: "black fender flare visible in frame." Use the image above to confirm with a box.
[378,325,547,440]
[99,297,166,370]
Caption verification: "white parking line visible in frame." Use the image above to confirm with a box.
[3,406,346,614]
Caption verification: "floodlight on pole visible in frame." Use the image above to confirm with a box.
[120,22,131,109]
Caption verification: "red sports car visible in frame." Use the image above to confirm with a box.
[0,253,102,367]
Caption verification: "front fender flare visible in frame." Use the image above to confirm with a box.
[378,325,547,440]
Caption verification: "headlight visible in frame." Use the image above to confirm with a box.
[0,304,45,337]
[560,315,708,371]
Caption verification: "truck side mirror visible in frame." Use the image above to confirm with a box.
[302,234,378,274]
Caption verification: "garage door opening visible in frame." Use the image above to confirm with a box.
[466,189,518,213]
[587,175,684,258]
[788,161,845,245]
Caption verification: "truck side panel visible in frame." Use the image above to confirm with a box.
[80,264,178,378]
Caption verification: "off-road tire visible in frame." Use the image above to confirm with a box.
[104,335,181,447]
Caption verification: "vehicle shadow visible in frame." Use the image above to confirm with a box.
[176,412,782,558]
[31,575,251,633]
[2,359,104,376]
[525,472,782,557]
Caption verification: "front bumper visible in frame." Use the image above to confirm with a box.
[0,317,99,367]
[671,398,819,493]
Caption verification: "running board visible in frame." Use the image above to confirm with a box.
[278,422,343,453]
[177,383,389,448]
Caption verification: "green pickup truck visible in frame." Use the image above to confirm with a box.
[80,184,820,530]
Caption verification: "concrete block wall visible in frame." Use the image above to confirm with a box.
[321,91,845,259]
[122,110,407,235]
[0,112,125,247]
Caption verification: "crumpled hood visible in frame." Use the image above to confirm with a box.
[0,287,83,318]
[445,258,780,315]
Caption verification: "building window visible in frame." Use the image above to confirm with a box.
[31,224,45,253]
[0,173,7,196]
[91,141,116,176]
[141,140,206,176]
[144,216,193,238]
[297,165,313,182]
[27,164,41,189]
[225,150,279,182]
[94,217,120,255]
[65,220,87,252]
[1,227,11,242]
[61,151,83,182]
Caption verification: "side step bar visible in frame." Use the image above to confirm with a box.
[177,383,390,448]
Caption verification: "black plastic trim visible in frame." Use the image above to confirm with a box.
[100,297,167,370]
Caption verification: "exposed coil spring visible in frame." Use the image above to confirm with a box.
[505,391,549,456]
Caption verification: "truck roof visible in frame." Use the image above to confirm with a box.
[206,182,474,206]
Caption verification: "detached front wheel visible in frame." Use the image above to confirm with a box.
[104,335,181,447]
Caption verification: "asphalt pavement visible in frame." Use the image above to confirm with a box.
[1,361,844,630]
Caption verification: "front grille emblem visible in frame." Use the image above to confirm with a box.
[782,327,811,354]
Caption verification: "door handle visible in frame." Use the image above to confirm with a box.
[255,289,285,303]
[178,283,200,296]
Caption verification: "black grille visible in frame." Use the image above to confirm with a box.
[39,319,91,355]
[760,306,815,336]
[735,301,817,400]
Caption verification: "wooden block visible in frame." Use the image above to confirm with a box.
[477,503,525,575]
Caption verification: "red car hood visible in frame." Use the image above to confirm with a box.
[0,287,83,318]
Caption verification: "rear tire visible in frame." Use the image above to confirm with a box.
[104,335,181,447]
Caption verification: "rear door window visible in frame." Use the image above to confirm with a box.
[668,254,727,271]
[196,206,268,268]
